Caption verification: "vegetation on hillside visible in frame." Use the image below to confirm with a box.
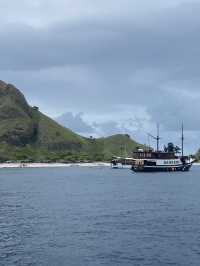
[0,80,143,162]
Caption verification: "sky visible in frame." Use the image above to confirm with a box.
[0,0,199,153]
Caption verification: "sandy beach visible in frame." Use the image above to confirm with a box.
[0,162,198,169]
[192,163,200,166]
[0,162,111,168]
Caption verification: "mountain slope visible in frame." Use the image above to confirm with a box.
[0,80,37,146]
[35,112,87,150]
[0,80,142,162]
[97,134,141,159]
[0,80,86,150]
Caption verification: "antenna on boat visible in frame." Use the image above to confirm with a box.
[181,122,184,157]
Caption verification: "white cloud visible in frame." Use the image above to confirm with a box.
[56,112,94,134]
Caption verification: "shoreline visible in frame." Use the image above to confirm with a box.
[0,162,199,169]
[0,162,111,168]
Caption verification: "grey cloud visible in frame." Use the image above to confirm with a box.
[147,86,200,131]
[1,2,200,72]
[0,0,186,27]
[1,1,200,152]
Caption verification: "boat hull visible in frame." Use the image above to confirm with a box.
[132,163,193,172]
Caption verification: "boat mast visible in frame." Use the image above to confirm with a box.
[181,123,184,157]
[147,124,161,152]
[156,124,160,152]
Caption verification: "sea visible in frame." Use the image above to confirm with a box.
[1,166,200,266]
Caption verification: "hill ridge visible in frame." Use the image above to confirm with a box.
[0,80,142,162]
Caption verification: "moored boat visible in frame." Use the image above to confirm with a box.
[111,157,134,169]
[131,124,195,172]
[131,151,194,172]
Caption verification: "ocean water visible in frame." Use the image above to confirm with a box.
[1,166,200,266]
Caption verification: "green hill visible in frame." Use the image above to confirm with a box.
[0,80,142,162]
[85,134,141,161]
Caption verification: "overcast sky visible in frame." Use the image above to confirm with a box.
[0,0,199,153]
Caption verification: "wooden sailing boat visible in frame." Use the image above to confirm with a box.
[131,124,194,172]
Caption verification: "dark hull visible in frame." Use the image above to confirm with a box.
[132,163,193,172]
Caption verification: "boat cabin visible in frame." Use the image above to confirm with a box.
[132,150,178,160]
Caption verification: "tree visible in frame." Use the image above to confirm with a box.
[166,143,181,153]
[167,142,174,153]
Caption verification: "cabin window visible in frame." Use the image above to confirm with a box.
[144,160,156,166]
